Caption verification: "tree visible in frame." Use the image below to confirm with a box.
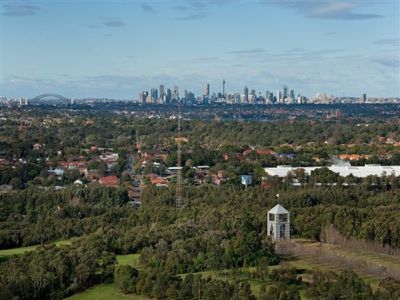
[114,265,139,294]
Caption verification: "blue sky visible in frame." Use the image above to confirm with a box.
[0,0,399,98]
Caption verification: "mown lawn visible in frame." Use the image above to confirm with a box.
[116,253,141,269]
[65,284,150,300]
[0,245,38,257]
[0,239,74,259]
[66,254,145,300]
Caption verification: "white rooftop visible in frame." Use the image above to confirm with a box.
[265,165,400,178]
[268,204,289,214]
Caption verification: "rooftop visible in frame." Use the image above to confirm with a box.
[268,204,289,214]
[265,165,400,178]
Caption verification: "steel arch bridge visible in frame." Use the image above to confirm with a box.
[29,94,70,102]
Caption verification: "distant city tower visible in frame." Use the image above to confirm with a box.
[222,80,226,96]
[267,204,290,240]
[204,82,210,97]
[283,85,289,100]
[173,85,179,100]
[244,86,249,103]
[159,85,165,100]
[361,93,367,103]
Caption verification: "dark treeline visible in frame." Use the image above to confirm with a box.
[0,185,128,249]
[0,233,116,299]
[1,181,400,253]
[1,182,400,298]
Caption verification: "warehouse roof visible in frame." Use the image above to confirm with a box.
[265,165,400,178]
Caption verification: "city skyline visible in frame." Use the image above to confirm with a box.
[1,0,399,98]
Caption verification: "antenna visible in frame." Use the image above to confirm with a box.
[176,100,183,208]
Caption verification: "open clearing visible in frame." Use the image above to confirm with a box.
[277,239,400,289]
[65,284,150,300]
[0,239,73,259]
[116,253,141,269]
[65,253,143,300]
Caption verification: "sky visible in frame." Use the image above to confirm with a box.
[0,0,399,99]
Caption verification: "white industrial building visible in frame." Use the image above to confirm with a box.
[267,204,290,240]
[264,165,400,178]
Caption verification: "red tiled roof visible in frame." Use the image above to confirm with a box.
[256,149,277,156]
[99,175,119,187]
[150,177,168,185]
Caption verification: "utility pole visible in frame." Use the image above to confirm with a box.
[176,100,183,208]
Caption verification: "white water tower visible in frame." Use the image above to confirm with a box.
[267,204,290,240]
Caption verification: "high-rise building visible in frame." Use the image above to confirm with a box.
[165,88,172,104]
[159,85,165,100]
[266,91,274,103]
[234,93,241,104]
[185,91,195,104]
[139,91,148,104]
[283,85,288,100]
[173,85,179,100]
[289,89,295,99]
[244,86,249,103]
[151,88,158,103]
[277,91,282,103]
[250,89,256,104]
[361,93,367,103]
[222,80,226,96]
[204,83,210,97]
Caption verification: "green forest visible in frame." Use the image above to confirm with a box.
[0,108,400,299]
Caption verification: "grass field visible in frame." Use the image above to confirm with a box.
[66,254,143,300]
[277,239,400,290]
[0,239,74,259]
[116,254,141,269]
[65,284,150,300]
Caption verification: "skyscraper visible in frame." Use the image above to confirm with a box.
[283,85,288,100]
[173,85,179,100]
[159,85,165,100]
[250,89,256,104]
[289,89,295,99]
[266,91,273,103]
[139,91,148,104]
[244,86,249,103]
[222,80,226,96]
[165,88,172,104]
[204,83,210,97]
[361,93,367,103]
[151,88,158,103]
[277,90,282,103]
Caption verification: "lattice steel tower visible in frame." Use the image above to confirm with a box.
[176,100,183,208]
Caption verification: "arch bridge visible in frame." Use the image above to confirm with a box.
[29,94,70,103]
